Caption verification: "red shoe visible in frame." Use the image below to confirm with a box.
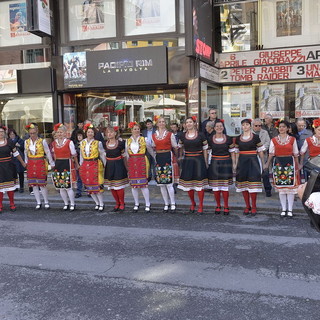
[251,208,257,216]
[243,207,251,215]
[189,204,196,214]
[10,206,16,212]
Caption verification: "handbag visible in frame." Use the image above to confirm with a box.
[304,156,320,172]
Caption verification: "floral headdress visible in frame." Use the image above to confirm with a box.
[312,118,320,129]
[191,115,197,122]
[153,115,160,123]
[274,119,283,129]
[113,126,119,131]
[128,122,137,129]
[0,125,7,132]
[25,123,36,130]
[83,123,94,131]
[53,123,64,132]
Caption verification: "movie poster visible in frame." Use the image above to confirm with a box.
[276,0,302,37]
[81,0,104,32]
[63,52,87,88]
[9,2,27,37]
[134,0,160,26]
[295,82,320,118]
[259,84,285,119]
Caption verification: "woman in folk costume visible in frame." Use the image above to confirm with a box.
[0,125,26,212]
[234,119,265,216]
[264,120,300,217]
[178,116,209,214]
[24,123,55,210]
[104,126,129,212]
[126,122,152,213]
[150,117,178,213]
[207,120,235,215]
[300,118,320,176]
[51,123,79,211]
[79,123,106,211]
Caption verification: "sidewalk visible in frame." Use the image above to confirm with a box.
[7,176,306,215]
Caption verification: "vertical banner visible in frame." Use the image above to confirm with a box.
[223,86,253,136]
[295,82,320,118]
[63,52,87,88]
[188,78,199,119]
[259,84,285,119]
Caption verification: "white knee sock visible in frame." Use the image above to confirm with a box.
[66,188,75,205]
[91,193,99,205]
[40,186,49,204]
[132,188,140,206]
[279,193,287,211]
[160,185,169,205]
[59,189,69,205]
[141,187,150,207]
[33,186,41,205]
[287,193,295,212]
[166,184,176,205]
[97,192,104,206]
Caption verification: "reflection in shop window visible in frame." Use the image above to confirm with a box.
[218,1,258,52]
[0,96,53,138]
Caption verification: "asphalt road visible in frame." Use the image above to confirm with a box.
[0,208,319,320]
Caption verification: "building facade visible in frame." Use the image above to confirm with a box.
[0,0,320,137]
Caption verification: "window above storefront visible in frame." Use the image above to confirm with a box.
[0,0,42,47]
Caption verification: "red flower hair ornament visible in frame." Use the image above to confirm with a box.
[25,123,36,130]
[274,119,283,129]
[113,126,119,131]
[0,125,7,132]
[153,115,160,123]
[312,118,320,129]
[53,123,63,132]
[83,123,94,131]
[191,115,197,122]
[128,122,137,129]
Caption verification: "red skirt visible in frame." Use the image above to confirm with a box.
[79,159,104,194]
[128,154,149,188]
[27,158,48,187]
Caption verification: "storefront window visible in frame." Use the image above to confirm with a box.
[124,0,176,36]
[262,0,320,48]
[200,82,221,122]
[222,85,253,136]
[0,95,53,138]
[0,0,42,47]
[217,1,258,52]
[294,82,320,118]
[68,0,116,41]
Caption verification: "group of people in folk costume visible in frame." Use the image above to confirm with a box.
[1,117,320,217]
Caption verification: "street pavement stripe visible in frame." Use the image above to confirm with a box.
[0,221,318,246]
[0,246,319,301]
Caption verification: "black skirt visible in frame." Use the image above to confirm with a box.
[208,156,233,191]
[235,155,262,192]
[0,158,17,191]
[178,154,208,191]
[104,157,129,190]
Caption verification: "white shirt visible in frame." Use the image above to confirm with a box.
[79,139,106,166]
[24,138,55,167]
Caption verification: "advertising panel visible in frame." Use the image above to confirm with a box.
[0,70,18,94]
[63,47,167,89]
[259,84,285,119]
[295,82,320,118]
[186,0,213,62]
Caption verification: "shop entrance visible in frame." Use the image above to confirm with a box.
[63,88,187,135]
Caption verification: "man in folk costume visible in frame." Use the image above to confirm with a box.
[51,123,79,211]
[24,123,55,210]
